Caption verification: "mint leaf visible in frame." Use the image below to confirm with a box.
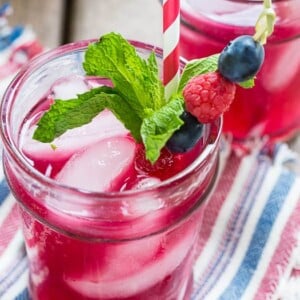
[141,96,184,163]
[83,33,165,117]
[178,54,219,92]
[33,86,144,143]
[33,87,107,143]
[103,93,143,141]
[33,87,120,142]
[238,78,255,89]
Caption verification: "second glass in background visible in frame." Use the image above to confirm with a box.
[180,0,300,144]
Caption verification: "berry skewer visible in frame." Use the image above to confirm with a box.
[166,0,276,153]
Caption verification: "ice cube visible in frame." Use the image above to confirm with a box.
[50,75,91,100]
[26,245,49,286]
[121,177,163,217]
[56,136,136,192]
[22,110,129,166]
[132,177,161,190]
[65,223,196,298]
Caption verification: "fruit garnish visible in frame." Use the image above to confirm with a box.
[218,36,265,83]
[182,0,276,124]
[33,0,275,164]
[135,144,190,180]
[166,111,204,153]
[32,34,233,163]
[183,72,236,124]
[179,57,253,125]
[135,145,178,180]
[218,0,275,83]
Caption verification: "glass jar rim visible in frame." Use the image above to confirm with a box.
[0,38,222,198]
[180,0,300,42]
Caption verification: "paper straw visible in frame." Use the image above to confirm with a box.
[163,0,180,99]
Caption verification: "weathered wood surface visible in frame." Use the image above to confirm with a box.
[0,0,65,48]
[67,0,162,46]
[1,0,162,48]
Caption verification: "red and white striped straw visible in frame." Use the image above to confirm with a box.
[163,0,180,100]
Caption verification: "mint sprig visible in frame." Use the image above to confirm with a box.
[33,33,183,163]
[83,33,165,117]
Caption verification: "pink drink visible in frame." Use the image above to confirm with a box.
[180,0,300,142]
[0,40,221,299]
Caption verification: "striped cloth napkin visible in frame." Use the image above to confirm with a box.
[0,3,43,97]
[1,4,300,299]
[192,142,300,300]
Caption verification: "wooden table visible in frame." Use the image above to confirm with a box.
[0,0,162,48]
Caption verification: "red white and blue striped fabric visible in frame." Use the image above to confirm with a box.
[192,143,300,299]
[0,5,42,299]
[0,3,43,97]
[0,151,29,300]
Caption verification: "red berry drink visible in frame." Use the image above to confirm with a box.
[0,40,221,299]
[180,0,300,142]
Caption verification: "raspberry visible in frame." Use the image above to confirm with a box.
[183,71,236,123]
[135,145,177,180]
[135,144,186,180]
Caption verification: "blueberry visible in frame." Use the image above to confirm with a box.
[218,35,265,83]
[166,111,204,153]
